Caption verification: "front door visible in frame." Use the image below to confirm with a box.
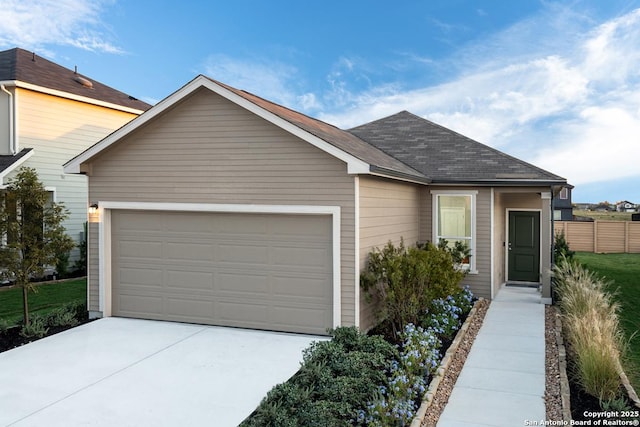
[508,211,540,282]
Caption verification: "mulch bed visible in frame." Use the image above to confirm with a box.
[0,319,95,353]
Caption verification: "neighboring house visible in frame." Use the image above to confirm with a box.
[64,75,568,335]
[616,200,637,212]
[0,48,151,265]
[553,184,574,220]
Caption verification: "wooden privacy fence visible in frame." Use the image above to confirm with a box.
[554,221,640,253]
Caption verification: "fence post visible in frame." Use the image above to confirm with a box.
[594,221,599,253]
[625,221,630,253]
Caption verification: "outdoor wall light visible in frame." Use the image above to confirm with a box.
[88,203,99,215]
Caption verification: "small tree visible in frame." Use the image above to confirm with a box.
[0,167,75,326]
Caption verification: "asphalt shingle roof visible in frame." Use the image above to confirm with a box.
[0,48,151,112]
[348,111,566,184]
[0,148,32,173]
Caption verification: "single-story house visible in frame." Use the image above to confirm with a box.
[64,75,568,335]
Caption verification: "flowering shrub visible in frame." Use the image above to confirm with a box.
[358,287,474,426]
[358,324,442,426]
[421,286,474,340]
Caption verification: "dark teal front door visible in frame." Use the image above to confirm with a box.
[508,211,540,282]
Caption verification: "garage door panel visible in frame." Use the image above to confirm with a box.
[117,294,163,317]
[166,270,214,290]
[216,272,269,295]
[117,240,164,259]
[271,276,330,299]
[164,214,215,233]
[118,267,164,288]
[272,246,330,268]
[111,210,333,335]
[166,242,215,261]
[216,244,270,264]
[166,297,215,320]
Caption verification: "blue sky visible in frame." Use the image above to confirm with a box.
[1,0,640,204]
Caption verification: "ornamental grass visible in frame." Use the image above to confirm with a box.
[554,257,625,403]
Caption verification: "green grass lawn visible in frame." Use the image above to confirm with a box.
[0,278,86,325]
[575,252,640,391]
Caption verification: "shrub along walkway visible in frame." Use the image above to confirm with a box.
[437,286,545,426]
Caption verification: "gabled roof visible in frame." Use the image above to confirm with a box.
[64,75,428,182]
[0,47,151,113]
[349,111,566,185]
[64,75,566,187]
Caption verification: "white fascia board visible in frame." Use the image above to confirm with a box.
[0,80,145,115]
[65,75,370,175]
[0,149,34,182]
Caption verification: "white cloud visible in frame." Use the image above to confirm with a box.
[0,0,121,54]
[315,5,640,194]
[203,54,302,110]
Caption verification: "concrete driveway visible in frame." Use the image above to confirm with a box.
[0,318,322,427]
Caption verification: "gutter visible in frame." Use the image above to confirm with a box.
[0,84,16,154]
[368,165,432,185]
[429,178,568,187]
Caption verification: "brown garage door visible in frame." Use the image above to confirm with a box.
[111,210,333,335]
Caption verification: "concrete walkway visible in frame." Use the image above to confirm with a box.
[438,285,546,427]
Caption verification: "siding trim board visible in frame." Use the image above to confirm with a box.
[97,201,342,329]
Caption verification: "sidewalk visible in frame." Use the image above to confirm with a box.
[437,285,546,427]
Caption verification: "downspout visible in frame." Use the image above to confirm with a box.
[1,84,16,155]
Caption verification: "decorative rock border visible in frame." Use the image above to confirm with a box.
[410,298,488,427]
[554,308,572,422]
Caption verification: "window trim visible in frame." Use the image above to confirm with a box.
[431,190,478,273]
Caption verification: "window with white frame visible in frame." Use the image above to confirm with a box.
[559,187,569,200]
[432,192,476,271]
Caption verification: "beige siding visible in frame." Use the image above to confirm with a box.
[86,88,357,325]
[358,176,421,330]
[429,186,492,300]
[14,89,138,261]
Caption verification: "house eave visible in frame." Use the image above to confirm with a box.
[430,178,567,187]
[368,165,431,185]
[0,80,146,115]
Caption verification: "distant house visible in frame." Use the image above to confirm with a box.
[616,200,637,212]
[0,48,151,266]
[553,184,574,220]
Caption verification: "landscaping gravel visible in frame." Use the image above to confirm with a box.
[421,298,490,426]
[545,305,564,422]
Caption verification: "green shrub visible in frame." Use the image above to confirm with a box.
[361,240,465,339]
[0,318,12,333]
[20,315,48,338]
[241,327,397,427]
[45,306,79,327]
[554,231,575,262]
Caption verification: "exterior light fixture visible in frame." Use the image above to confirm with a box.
[88,203,98,215]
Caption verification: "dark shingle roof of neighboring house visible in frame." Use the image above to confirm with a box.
[208,77,429,182]
[349,111,566,185]
[0,47,151,112]
[0,148,32,176]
